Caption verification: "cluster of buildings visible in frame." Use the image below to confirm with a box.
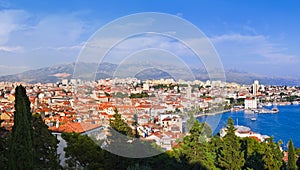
[0,79,300,151]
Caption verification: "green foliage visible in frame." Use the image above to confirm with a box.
[62,132,105,169]
[185,110,197,133]
[129,92,149,99]
[261,137,283,170]
[225,118,236,137]
[153,84,176,90]
[6,86,60,170]
[59,116,288,170]
[240,137,264,170]
[180,121,217,169]
[142,151,185,170]
[297,156,300,170]
[8,85,34,170]
[2,88,290,170]
[288,139,297,170]
[110,108,133,137]
[127,163,152,170]
[0,126,8,170]
[112,92,128,98]
[32,114,60,169]
[217,118,245,170]
[104,92,110,97]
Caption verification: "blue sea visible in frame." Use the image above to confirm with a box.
[197,105,300,149]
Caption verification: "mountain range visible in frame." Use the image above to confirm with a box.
[0,62,299,86]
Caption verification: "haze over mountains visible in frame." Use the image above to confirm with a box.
[0,62,299,86]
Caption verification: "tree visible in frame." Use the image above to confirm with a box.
[8,85,34,170]
[127,163,152,170]
[217,118,245,170]
[109,108,132,137]
[297,156,300,170]
[288,139,297,170]
[62,132,105,169]
[32,114,60,169]
[0,122,9,170]
[185,110,196,133]
[240,137,264,170]
[180,121,217,169]
[261,137,283,170]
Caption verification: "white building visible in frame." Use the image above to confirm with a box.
[244,97,257,109]
[220,125,270,142]
[143,83,150,91]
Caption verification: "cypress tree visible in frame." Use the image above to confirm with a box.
[288,139,297,170]
[8,85,34,170]
[0,122,9,169]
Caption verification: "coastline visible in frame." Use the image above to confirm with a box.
[197,105,300,148]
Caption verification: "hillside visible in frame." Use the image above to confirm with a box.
[0,62,299,86]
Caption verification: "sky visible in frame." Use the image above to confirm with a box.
[0,0,300,78]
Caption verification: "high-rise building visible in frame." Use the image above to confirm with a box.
[186,85,192,100]
[253,80,259,96]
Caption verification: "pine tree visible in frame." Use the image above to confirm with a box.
[240,137,264,169]
[8,85,34,170]
[217,117,245,170]
[109,108,132,136]
[62,132,105,169]
[262,137,283,170]
[288,139,297,170]
[180,121,217,169]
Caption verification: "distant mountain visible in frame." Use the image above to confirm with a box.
[0,63,75,83]
[0,62,300,86]
[224,71,300,86]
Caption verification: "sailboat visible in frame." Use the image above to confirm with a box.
[250,112,257,121]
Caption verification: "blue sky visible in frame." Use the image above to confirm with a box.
[0,0,299,78]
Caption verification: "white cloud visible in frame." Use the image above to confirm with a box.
[0,9,92,72]
[0,9,30,44]
[89,35,199,64]
[0,46,23,52]
[33,43,84,51]
[211,33,298,64]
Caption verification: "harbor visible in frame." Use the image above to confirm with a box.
[197,105,300,148]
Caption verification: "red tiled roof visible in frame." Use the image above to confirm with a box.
[49,122,101,133]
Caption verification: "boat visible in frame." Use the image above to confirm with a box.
[253,109,260,113]
[272,108,279,113]
[250,107,279,114]
[251,117,257,121]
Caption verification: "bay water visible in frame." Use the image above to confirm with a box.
[197,105,300,148]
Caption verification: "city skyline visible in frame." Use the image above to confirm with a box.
[0,0,300,78]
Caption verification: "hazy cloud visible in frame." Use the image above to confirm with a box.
[0,9,91,70]
[211,33,298,64]
[0,9,30,44]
